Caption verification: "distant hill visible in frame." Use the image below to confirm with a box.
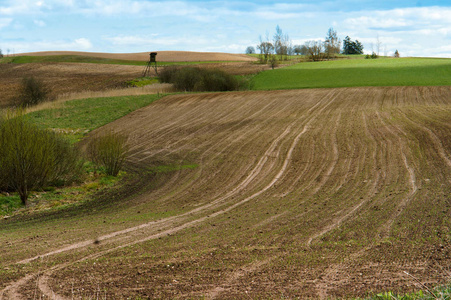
[17,50,257,62]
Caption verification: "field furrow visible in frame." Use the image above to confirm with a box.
[1,86,450,299]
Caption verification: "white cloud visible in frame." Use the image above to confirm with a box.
[73,38,92,49]
[338,6,451,57]
[104,35,181,47]
[1,1,451,57]
[33,19,46,27]
[0,18,12,29]
[11,38,93,53]
[343,6,451,32]
[345,16,409,29]
[0,0,50,14]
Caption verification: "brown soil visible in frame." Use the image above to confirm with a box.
[1,87,450,299]
[0,63,141,108]
[18,51,257,62]
[0,61,265,108]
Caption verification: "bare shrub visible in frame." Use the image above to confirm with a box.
[17,76,53,107]
[87,131,129,176]
[269,55,278,69]
[160,67,242,92]
[158,66,181,84]
[172,67,204,91]
[0,112,83,205]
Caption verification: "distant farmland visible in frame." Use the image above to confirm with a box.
[1,86,450,299]
[251,57,451,89]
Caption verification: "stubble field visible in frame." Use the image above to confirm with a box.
[1,86,450,299]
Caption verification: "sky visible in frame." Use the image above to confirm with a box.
[0,0,451,58]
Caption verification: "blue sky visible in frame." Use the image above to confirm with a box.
[1,0,450,57]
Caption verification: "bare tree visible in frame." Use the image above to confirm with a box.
[273,25,291,61]
[305,41,325,61]
[257,34,274,63]
[376,34,382,56]
[273,25,283,60]
[324,28,341,59]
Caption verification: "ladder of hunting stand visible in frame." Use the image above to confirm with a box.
[142,52,157,77]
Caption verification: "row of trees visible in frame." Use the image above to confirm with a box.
[247,27,365,63]
[247,25,294,63]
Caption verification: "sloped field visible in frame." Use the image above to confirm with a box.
[17,51,257,62]
[1,87,450,299]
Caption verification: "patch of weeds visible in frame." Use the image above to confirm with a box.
[0,166,125,217]
[99,173,124,186]
[363,282,451,300]
[126,77,160,87]
[0,194,22,216]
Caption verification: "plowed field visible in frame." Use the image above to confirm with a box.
[0,60,265,107]
[19,51,257,62]
[1,87,450,299]
[0,63,142,107]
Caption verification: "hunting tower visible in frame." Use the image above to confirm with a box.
[142,52,157,77]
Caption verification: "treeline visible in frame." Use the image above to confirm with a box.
[246,26,364,63]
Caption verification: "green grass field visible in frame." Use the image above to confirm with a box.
[251,57,451,90]
[26,94,163,142]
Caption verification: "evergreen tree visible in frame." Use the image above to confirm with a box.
[342,36,364,55]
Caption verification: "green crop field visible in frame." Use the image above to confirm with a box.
[251,57,451,90]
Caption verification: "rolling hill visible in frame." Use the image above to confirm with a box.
[1,86,450,299]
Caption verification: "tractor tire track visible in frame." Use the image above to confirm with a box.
[3,87,449,299]
[3,90,337,299]
[30,89,340,299]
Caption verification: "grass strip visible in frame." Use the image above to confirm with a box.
[26,94,163,142]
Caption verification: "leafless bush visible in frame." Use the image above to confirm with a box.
[87,131,129,176]
[160,67,242,92]
[0,111,83,205]
[17,76,53,107]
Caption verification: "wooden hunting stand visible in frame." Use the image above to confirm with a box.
[142,52,157,77]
